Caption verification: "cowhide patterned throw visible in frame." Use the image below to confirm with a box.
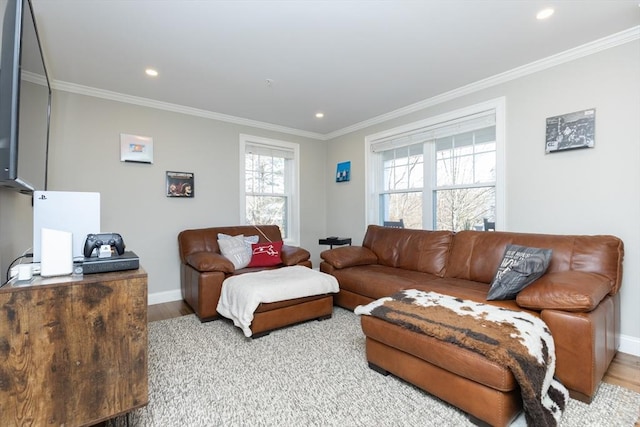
[355,289,569,427]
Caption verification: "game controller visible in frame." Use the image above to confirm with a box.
[83,233,126,257]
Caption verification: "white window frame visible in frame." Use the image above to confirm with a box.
[239,134,300,245]
[365,97,506,230]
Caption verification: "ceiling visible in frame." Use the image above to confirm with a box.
[31,0,640,139]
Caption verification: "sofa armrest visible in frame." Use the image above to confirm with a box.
[516,271,612,312]
[320,246,378,269]
[185,251,234,274]
[280,245,311,266]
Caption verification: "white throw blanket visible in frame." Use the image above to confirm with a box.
[216,266,339,337]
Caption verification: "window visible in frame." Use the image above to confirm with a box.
[240,134,300,244]
[367,99,504,231]
[434,125,496,231]
[378,143,424,228]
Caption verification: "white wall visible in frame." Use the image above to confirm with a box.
[325,41,640,355]
[0,91,328,303]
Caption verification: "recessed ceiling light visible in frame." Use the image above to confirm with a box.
[536,8,554,20]
[315,112,324,119]
[145,68,159,77]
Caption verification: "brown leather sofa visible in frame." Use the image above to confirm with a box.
[178,225,314,326]
[320,225,624,426]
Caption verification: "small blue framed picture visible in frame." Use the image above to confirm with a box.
[336,161,351,182]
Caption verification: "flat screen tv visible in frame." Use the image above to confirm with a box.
[0,0,51,194]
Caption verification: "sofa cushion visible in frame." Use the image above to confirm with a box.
[321,246,378,269]
[516,271,612,312]
[487,244,552,300]
[445,231,624,295]
[330,264,439,300]
[280,244,312,266]
[185,251,234,273]
[419,277,524,311]
[362,225,452,275]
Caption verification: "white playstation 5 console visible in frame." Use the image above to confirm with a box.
[33,191,101,263]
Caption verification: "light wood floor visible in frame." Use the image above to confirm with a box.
[148,300,640,425]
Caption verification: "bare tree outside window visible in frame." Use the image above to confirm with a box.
[245,151,289,238]
[376,125,496,231]
[380,144,424,229]
[381,192,423,229]
[435,187,495,231]
[434,129,496,231]
[246,196,287,231]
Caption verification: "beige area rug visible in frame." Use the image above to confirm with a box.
[111,308,640,426]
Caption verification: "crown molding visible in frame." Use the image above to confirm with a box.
[324,25,640,140]
[22,70,49,86]
[51,25,639,142]
[50,80,326,141]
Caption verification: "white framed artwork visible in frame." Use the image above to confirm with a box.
[120,133,154,163]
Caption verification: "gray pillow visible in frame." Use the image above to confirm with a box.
[487,244,552,300]
[217,233,260,270]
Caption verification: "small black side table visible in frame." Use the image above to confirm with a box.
[318,237,352,249]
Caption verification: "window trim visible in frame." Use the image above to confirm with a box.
[365,97,506,230]
[239,134,300,245]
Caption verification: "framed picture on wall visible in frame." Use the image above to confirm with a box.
[545,109,595,153]
[166,171,194,198]
[120,133,154,163]
[336,161,351,182]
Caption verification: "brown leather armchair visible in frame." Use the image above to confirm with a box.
[178,225,311,321]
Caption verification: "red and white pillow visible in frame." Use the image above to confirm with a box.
[247,240,283,267]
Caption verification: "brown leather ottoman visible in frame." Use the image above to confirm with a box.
[216,266,339,338]
[250,294,334,338]
[361,315,522,427]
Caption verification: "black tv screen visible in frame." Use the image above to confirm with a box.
[0,0,51,194]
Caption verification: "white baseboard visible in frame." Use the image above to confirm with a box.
[146,288,640,358]
[148,289,183,306]
[619,334,640,357]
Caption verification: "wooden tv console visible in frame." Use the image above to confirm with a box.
[0,268,148,426]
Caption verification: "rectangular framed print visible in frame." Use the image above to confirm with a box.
[166,171,194,198]
[336,161,351,182]
[545,109,595,153]
[120,133,154,163]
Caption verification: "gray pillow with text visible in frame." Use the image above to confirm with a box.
[487,244,552,300]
